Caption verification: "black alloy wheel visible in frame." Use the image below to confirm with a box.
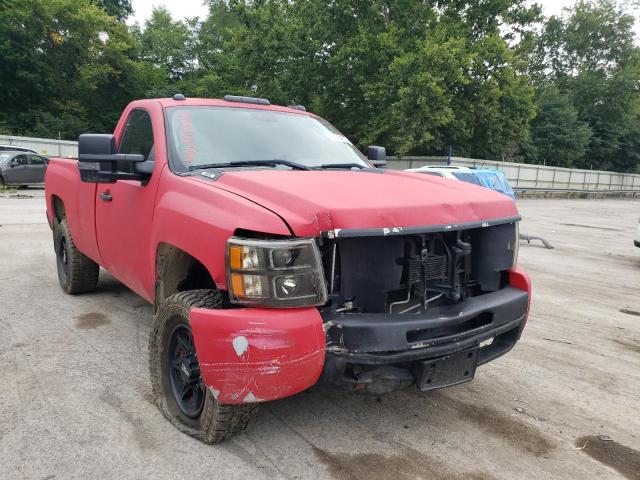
[166,324,206,419]
[56,235,69,286]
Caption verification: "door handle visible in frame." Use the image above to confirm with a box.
[100,191,113,202]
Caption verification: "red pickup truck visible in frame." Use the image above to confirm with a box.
[45,95,531,443]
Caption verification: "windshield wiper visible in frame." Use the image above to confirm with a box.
[188,159,311,171]
[317,163,366,169]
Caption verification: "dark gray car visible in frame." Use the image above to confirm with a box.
[0,151,48,187]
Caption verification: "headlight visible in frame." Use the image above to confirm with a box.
[226,237,328,307]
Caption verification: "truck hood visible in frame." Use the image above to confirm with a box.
[210,169,519,236]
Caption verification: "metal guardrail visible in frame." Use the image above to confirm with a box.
[514,187,640,197]
[0,134,78,157]
[388,156,640,192]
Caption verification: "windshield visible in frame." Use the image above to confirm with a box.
[166,106,369,171]
[0,153,11,163]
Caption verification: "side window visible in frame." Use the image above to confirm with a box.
[14,154,28,166]
[29,155,45,165]
[118,109,154,173]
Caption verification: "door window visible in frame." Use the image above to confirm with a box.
[29,155,45,165]
[118,110,154,173]
[13,155,28,166]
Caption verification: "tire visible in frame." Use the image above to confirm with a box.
[0,176,5,188]
[54,219,100,294]
[149,289,258,444]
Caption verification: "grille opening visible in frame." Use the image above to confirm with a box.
[406,312,494,344]
[320,222,518,314]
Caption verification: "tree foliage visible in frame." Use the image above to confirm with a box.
[521,0,640,171]
[0,0,638,172]
[97,0,132,21]
[519,86,592,166]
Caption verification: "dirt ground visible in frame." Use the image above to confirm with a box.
[0,190,639,480]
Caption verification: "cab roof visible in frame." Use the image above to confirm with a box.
[141,96,312,116]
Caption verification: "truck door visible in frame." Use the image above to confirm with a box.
[94,107,162,300]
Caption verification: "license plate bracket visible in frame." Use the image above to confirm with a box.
[415,348,479,391]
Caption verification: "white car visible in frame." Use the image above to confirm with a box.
[406,165,517,200]
[635,218,640,248]
[406,165,474,179]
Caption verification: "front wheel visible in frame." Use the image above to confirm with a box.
[149,290,258,444]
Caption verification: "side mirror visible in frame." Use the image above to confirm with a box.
[78,134,147,183]
[368,145,387,168]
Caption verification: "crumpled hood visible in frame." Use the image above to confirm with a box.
[211,169,519,236]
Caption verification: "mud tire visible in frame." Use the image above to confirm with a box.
[55,219,99,294]
[149,289,258,444]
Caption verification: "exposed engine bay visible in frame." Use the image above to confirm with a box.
[317,220,525,395]
[320,222,519,315]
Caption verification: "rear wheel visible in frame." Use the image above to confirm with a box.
[0,176,5,188]
[55,219,99,294]
[149,289,258,444]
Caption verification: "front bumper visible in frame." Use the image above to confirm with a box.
[190,307,325,405]
[321,286,528,393]
[190,268,531,403]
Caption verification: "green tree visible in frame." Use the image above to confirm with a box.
[520,86,592,167]
[97,0,133,21]
[134,7,199,81]
[527,0,640,171]
[2,0,636,173]
[0,0,159,138]
[280,0,537,158]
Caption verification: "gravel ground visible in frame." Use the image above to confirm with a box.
[0,190,639,480]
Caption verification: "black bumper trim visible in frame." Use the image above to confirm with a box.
[326,315,524,365]
[320,317,524,392]
[322,286,528,356]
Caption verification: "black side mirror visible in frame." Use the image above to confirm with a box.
[78,134,147,183]
[368,145,387,168]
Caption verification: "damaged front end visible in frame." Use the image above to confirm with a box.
[317,218,530,395]
[189,216,530,404]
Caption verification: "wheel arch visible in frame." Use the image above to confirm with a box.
[51,194,66,223]
[154,243,219,310]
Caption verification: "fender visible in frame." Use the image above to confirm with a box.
[149,173,292,293]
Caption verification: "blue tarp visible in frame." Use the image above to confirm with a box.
[451,169,516,201]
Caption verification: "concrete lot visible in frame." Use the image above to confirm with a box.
[0,190,639,480]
